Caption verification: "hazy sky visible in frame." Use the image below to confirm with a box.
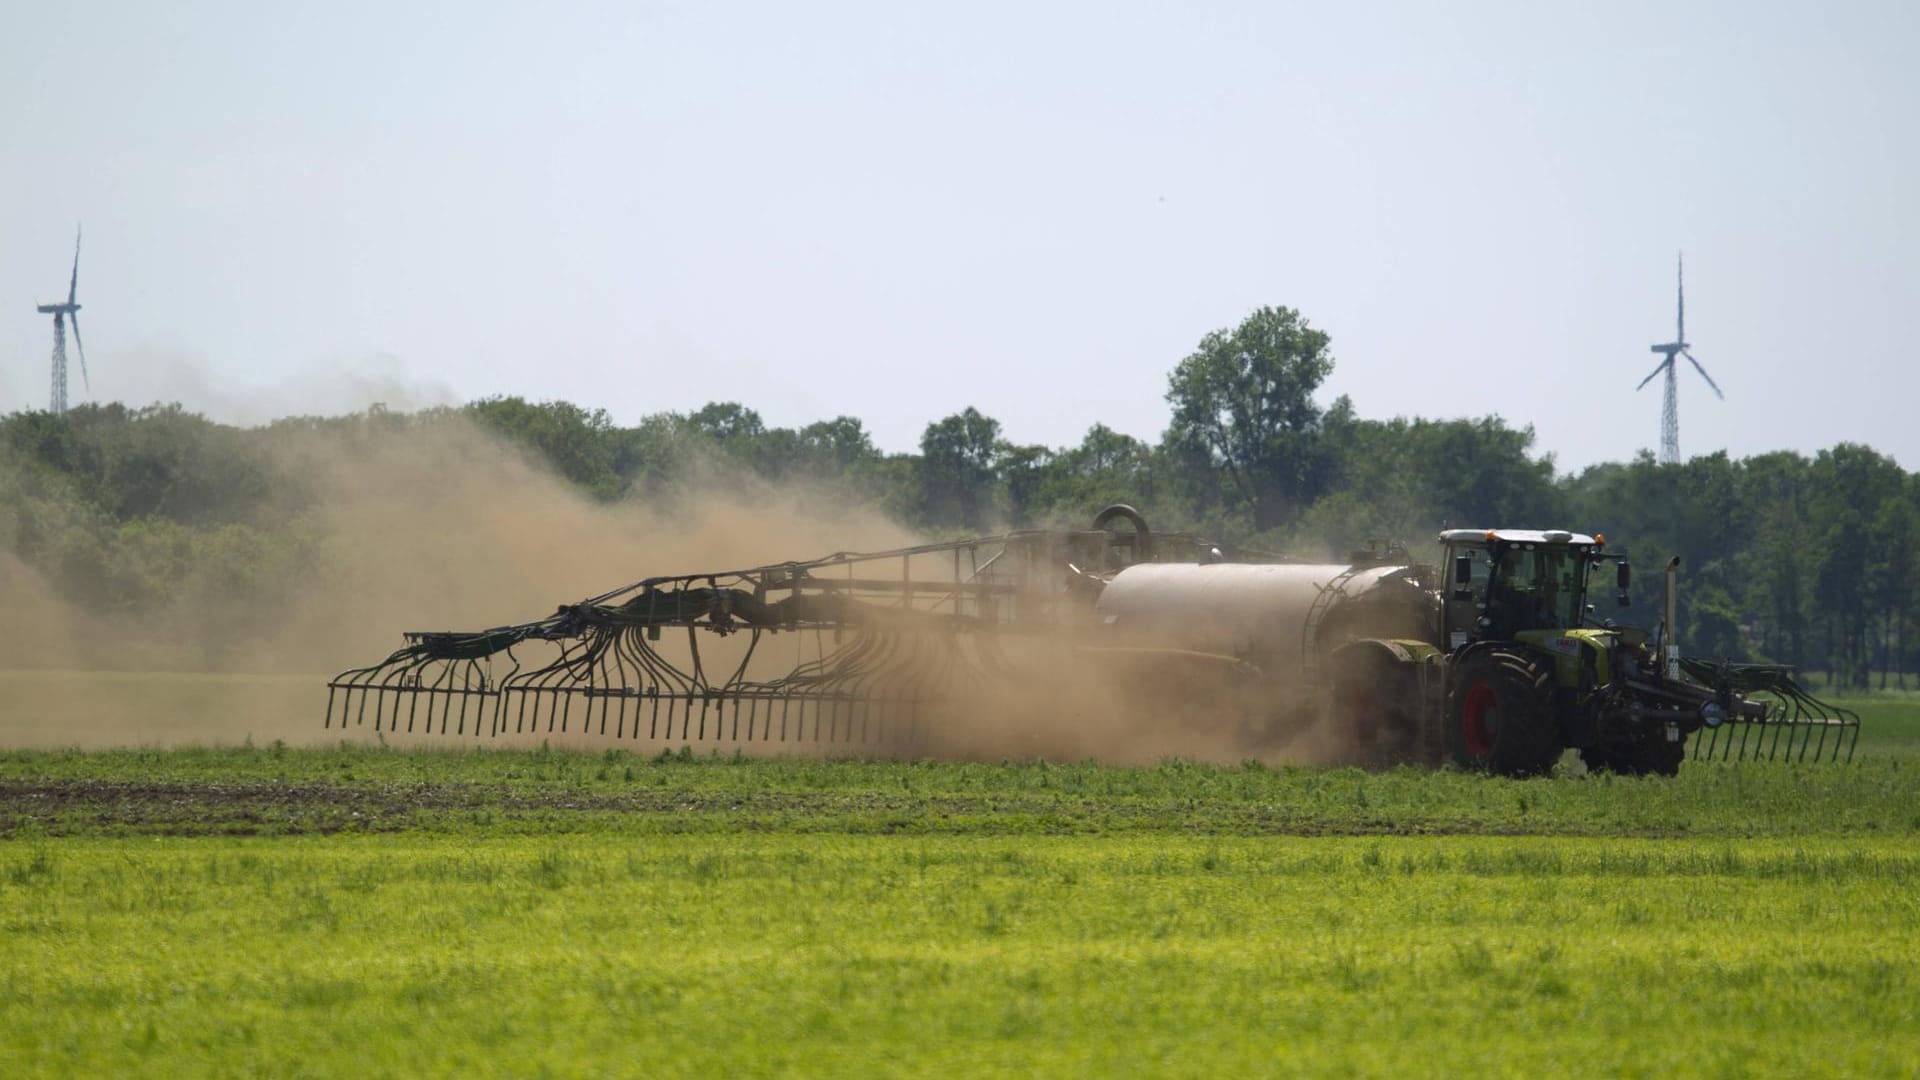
[3,1,1915,472]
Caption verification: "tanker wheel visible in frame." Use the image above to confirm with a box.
[1447,649,1562,777]
[1580,731,1686,778]
[1329,648,1424,768]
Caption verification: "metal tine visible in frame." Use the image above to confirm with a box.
[412,666,436,735]
[459,661,481,736]
[1766,703,1788,761]
[401,675,421,734]
[359,668,391,731]
[447,667,469,735]
[450,662,469,736]
[1811,708,1832,762]
[438,666,460,735]
[511,681,531,735]
[518,685,542,736]
[1774,699,1804,757]
[429,667,450,735]
[529,685,550,736]
[605,640,631,737]
[381,662,424,733]
[851,635,895,744]
[613,633,648,739]
[336,682,364,731]
[414,667,437,735]
[534,687,553,735]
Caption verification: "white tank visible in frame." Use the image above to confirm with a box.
[1094,562,1427,675]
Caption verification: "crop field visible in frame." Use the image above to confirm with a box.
[2,698,1918,1076]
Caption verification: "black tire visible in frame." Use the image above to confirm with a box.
[1329,647,1427,768]
[1580,731,1686,777]
[1447,648,1562,777]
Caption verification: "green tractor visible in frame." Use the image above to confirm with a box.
[1430,528,1755,776]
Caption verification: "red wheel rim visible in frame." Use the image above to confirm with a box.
[1461,683,1498,757]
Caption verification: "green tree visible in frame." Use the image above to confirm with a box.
[797,417,879,473]
[687,402,766,444]
[465,397,620,499]
[917,408,1002,529]
[1872,493,1919,687]
[1164,306,1335,531]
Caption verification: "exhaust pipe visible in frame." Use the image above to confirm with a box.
[1663,557,1681,680]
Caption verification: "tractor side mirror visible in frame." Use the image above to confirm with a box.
[1616,561,1632,606]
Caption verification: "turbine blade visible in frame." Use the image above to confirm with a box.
[68,224,82,305]
[1676,251,1685,344]
[1636,358,1669,391]
[70,313,91,395]
[1683,349,1722,399]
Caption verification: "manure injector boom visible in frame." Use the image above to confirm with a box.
[327,508,1857,774]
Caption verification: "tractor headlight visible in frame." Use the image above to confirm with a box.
[1700,701,1726,729]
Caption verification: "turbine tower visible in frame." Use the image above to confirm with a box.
[36,225,90,414]
[1636,253,1721,465]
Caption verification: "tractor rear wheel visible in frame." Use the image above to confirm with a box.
[1447,649,1561,777]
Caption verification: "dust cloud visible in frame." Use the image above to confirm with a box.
[1,414,1364,764]
[0,416,913,750]
[83,349,459,427]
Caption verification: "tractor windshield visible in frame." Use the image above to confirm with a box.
[1487,545,1586,633]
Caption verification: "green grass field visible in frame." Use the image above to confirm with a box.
[2,697,1918,1076]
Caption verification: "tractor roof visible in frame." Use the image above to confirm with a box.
[1438,528,1600,546]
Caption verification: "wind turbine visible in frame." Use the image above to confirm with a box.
[1636,253,1721,465]
[36,225,90,414]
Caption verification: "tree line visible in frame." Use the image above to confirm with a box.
[1,306,1912,686]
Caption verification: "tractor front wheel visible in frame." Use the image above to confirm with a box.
[1447,649,1562,777]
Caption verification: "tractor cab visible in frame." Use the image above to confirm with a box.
[1439,529,1627,651]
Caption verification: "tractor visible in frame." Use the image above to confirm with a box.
[1405,529,1745,776]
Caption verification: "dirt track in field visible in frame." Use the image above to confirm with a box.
[0,776,1531,840]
